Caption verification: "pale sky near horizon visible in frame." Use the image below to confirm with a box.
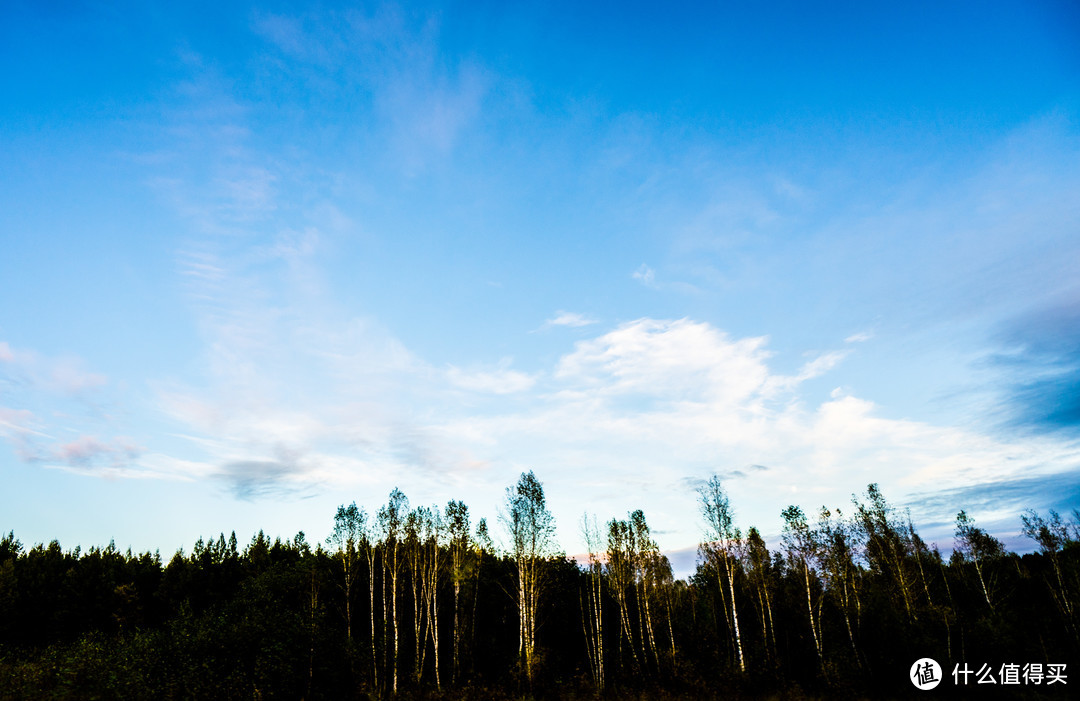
[2,1,1079,576]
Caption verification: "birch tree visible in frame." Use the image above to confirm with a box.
[607,516,641,671]
[818,507,862,667]
[378,488,408,695]
[781,505,824,671]
[502,470,556,684]
[445,499,470,685]
[630,510,661,673]
[405,506,428,684]
[853,484,917,622]
[425,506,444,689]
[580,513,605,692]
[698,476,745,673]
[652,551,679,672]
[470,517,493,676]
[362,513,380,689]
[744,526,777,663]
[1021,509,1078,639]
[954,510,1003,612]
[327,502,365,642]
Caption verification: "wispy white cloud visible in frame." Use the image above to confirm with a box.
[381,62,490,170]
[632,263,655,287]
[0,340,121,469]
[447,362,536,394]
[0,403,141,475]
[251,13,332,65]
[630,263,699,295]
[56,435,142,469]
[0,406,50,464]
[48,359,108,395]
[0,407,48,438]
[796,350,850,381]
[0,341,107,396]
[153,218,440,497]
[251,4,492,174]
[537,311,598,331]
[845,330,874,343]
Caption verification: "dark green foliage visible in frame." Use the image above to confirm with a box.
[1,488,1078,699]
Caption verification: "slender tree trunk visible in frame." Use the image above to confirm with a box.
[635,578,652,672]
[840,578,860,667]
[367,546,378,691]
[308,567,318,700]
[595,572,606,689]
[346,571,352,641]
[392,570,399,694]
[914,548,934,607]
[890,549,916,622]
[755,585,768,658]
[641,580,659,672]
[1047,555,1079,642]
[815,592,826,675]
[432,597,441,690]
[471,554,481,675]
[974,559,994,611]
[423,537,436,691]
[383,564,390,691]
[803,565,823,669]
[665,586,676,670]
[519,558,537,683]
[580,589,596,688]
[453,580,460,685]
[527,560,537,683]
[726,562,745,673]
[714,558,733,662]
[943,607,952,661]
[616,584,639,670]
[412,546,424,684]
[1051,555,1073,616]
[763,579,777,662]
[386,545,399,696]
[939,556,960,664]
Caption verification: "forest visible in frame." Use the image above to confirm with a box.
[0,472,1076,699]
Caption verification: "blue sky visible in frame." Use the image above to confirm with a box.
[2,0,1079,573]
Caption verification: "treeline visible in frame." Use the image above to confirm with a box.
[0,473,1077,699]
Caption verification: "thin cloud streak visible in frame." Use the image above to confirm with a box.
[536,311,598,331]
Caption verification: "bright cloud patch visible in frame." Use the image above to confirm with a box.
[426,318,1079,554]
[447,364,536,394]
[556,318,773,405]
[539,311,598,330]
